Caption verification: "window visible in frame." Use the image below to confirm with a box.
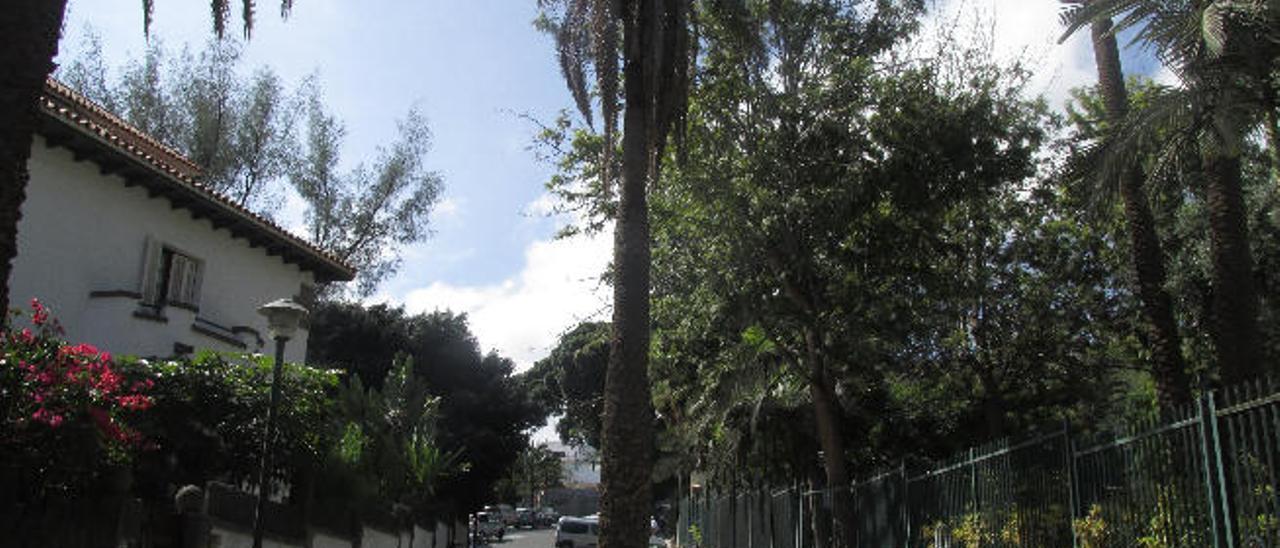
[141,239,203,309]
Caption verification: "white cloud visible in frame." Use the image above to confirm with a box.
[400,207,612,371]
[527,192,559,218]
[434,196,464,220]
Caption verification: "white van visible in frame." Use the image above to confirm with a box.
[555,516,599,548]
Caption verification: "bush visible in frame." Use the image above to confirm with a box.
[125,350,340,501]
[0,299,153,499]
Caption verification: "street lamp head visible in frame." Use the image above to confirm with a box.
[257,298,308,341]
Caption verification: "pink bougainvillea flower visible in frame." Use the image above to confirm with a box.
[93,368,123,394]
[63,343,100,358]
[115,394,153,411]
[30,298,48,325]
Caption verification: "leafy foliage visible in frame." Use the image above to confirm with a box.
[494,442,565,505]
[521,321,609,449]
[307,302,545,512]
[316,354,459,521]
[124,350,339,502]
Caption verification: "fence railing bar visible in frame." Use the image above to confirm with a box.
[854,468,902,488]
[1216,391,1280,417]
[1074,416,1199,458]
[678,381,1280,548]
[907,429,1066,482]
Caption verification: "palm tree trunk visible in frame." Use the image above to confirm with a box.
[1204,152,1262,385]
[803,328,856,548]
[0,0,69,323]
[598,2,656,547]
[1090,18,1192,406]
[1266,110,1280,184]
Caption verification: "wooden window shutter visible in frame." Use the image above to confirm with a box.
[167,253,202,307]
[139,238,164,305]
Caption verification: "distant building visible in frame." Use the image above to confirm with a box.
[540,441,600,517]
[546,441,600,487]
[11,79,354,362]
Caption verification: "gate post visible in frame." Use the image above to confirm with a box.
[1198,388,1235,548]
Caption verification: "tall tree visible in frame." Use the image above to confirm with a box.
[0,0,292,318]
[537,1,692,546]
[1061,0,1279,384]
[291,87,442,297]
[522,321,610,449]
[55,35,443,297]
[1066,1,1192,406]
[307,302,544,513]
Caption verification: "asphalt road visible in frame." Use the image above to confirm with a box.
[477,526,555,548]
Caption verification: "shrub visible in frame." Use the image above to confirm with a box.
[125,350,340,501]
[0,299,153,498]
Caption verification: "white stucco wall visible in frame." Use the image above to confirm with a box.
[209,525,301,548]
[310,531,354,548]
[12,139,315,363]
[434,521,450,548]
[361,526,398,548]
[412,524,433,548]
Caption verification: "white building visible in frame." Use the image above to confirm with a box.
[10,79,354,363]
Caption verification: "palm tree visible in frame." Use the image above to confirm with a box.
[1062,1,1192,406]
[538,1,691,546]
[1061,0,1278,385]
[0,0,290,323]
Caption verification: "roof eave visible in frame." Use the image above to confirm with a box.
[36,104,356,283]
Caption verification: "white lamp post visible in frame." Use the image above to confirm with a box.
[251,298,308,548]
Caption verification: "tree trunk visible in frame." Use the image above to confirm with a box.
[598,2,656,547]
[804,328,856,548]
[0,0,69,322]
[1204,152,1261,385]
[978,374,1006,440]
[1090,18,1192,407]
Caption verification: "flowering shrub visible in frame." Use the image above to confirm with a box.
[1,299,153,496]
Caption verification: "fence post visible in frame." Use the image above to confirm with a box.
[1063,420,1079,548]
[969,447,978,512]
[796,482,802,548]
[901,460,910,548]
[1198,388,1235,548]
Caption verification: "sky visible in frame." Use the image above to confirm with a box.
[56,0,1163,383]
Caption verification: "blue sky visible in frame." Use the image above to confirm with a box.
[56,0,1164,376]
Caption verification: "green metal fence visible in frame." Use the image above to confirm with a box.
[677,377,1280,547]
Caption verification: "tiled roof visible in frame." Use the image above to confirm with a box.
[37,77,356,283]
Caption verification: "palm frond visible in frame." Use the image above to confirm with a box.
[211,0,231,38]
[558,0,596,128]
[1058,0,1142,43]
[143,0,155,39]
[242,0,255,39]
[1059,85,1201,215]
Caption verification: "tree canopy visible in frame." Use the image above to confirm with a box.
[306,302,544,511]
[58,31,443,297]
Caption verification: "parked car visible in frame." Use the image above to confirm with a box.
[471,511,505,543]
[515,507,535,528]
[555,516,598,548]
[537,507,560,527]
[484,503,517,526]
